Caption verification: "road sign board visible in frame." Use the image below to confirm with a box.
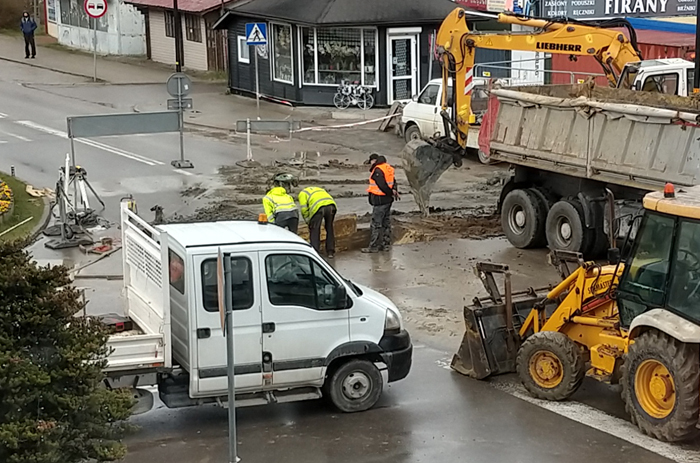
[166,72,192,98]
[245,23,267,45]
[67,112,181,138]
[167,98,193,111]
[84,0,107,18]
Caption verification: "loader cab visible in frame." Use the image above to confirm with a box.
[617,186,700,328]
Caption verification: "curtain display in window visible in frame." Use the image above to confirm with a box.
[272,24,293,83]
[301,28,378,87]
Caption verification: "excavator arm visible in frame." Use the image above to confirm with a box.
[436,8,643,149]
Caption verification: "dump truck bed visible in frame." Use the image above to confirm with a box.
[484,84,700,190]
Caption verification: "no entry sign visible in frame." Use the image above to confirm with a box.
[84,0,107,18]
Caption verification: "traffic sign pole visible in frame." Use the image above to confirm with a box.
[93,17,97,82]
[245,23,268,121]
[166,72,194,169]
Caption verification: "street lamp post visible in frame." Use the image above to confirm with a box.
[173,0,183,72]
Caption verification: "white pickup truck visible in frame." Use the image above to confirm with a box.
[400,77,490,164]
[106,202,412,414]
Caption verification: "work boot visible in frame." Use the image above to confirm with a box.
[361,247,379,253]
[327,252,335,259]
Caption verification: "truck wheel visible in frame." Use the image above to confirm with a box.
[621,330,700,442]
[545,200,593,253]
[477,150,492,165]
[501,189,547,249]
[404,124,422,143]
[517,331,585,401]
[327,359,383,413]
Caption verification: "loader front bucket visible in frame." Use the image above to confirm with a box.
[451,262,554,380]
[401,139,455,216]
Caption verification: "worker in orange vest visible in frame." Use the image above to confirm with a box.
[362,153,398,253]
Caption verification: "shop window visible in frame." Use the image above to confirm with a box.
[59,0,108,31]
[238,36,250,64]
[300,27,378,87]
[184,14,201,43]
[164,11,175,38]
[272,23,293,83]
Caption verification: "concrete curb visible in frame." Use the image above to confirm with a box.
[28,196,52,243]
[0,55,106,81]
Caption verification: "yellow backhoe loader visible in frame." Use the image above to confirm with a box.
[452,183,700,443]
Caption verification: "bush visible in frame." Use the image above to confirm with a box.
[0,240,135,463]
[0,0,32,29]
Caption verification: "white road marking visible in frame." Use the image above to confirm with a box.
[14,120,165,166]
[438,358,700,462]
[491,376,700,463]
[0,112,7,118]
[0,140,7,144]
[174,169,195,176]
[3,131,32,142]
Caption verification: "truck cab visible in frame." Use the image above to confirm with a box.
[618,58,695,97]
[112,203,412,414]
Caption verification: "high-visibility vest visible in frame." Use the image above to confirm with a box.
[367,163,395,196]
[298,187,336,223]
[262,187,298,223]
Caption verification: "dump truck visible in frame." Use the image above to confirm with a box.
[102,200,412,415]
[401,6,699,236]
[483,83,700,255]
[451,183,700,443]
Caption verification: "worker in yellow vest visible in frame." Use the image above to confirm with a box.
[262,173,299,233]
[298,186,337,258]
[362,153,397,253]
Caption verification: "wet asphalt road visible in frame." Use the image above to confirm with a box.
[124,346,671,463]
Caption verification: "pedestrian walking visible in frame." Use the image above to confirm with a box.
[20,11,37,59]
[362,153,398,253]
[298,186,337,258]
[262,173,300,233]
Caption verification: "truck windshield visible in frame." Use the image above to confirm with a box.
[617,212,674,326]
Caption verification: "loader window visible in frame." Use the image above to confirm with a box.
[618,212,674,320]
[201,257,254,312]
[667,219,700,323]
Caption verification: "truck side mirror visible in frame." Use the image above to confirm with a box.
[608,248,621,265]
[633,80,641,91]
[335,285,348,309]
[412,94,418,102]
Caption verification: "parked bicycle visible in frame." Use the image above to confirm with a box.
[333,81,374,110]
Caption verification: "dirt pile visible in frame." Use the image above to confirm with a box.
[394,213,502,244]
[517,83,700,113]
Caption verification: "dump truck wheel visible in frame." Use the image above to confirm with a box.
[517,331,585,401]
[545,200,593,254]
[327,359,383,413]
[621,330,700,442]
[501,189,547,249]
[404,124,422,143]
[477,150,491,165]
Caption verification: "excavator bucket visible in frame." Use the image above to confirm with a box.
[401,139,455,215]
[451,263,554,380]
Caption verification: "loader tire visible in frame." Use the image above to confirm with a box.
[517,331,585,401]
[621,330,700,442]
[501,189,547,249]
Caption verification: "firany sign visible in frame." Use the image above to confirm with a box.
[542,0,696,19]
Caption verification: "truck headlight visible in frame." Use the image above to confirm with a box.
[384,309,401,333]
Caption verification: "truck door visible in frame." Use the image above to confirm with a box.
[192,252,263,396]
[638,71,681,96]
[258,251,350,387]
[413,82,440,137]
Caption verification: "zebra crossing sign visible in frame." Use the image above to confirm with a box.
[245,23,267,46]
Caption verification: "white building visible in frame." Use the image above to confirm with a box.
[45,0,146,55]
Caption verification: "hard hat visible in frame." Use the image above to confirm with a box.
[273,173,295,183]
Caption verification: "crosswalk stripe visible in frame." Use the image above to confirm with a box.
[0,112,7,119]
[4,132,32,142]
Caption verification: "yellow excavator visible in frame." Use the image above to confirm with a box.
[452,183,700,442]
[402,7,660,211]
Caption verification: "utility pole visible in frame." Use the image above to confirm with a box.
[173,0,184,72]
[695,3,700,93]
